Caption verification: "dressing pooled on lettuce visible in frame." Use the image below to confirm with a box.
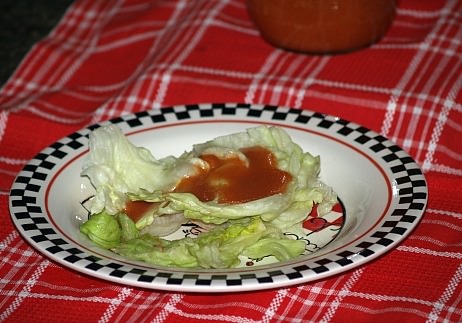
[80,125,337,269]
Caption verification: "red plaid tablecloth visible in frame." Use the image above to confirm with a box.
[1,0,462,322]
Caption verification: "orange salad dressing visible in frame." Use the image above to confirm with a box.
[175,146,292,204]
[124,146,292,222]
[124,200,158,223]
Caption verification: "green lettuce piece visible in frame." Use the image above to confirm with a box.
[112,218,303,269]
[80,211,121,249]
[80,212,139,248]
[129,190,291,224]
[117,213,140,242]
[242,238,305,261]
[112,235,199,268]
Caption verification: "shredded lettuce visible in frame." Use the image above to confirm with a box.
[80,211,121,249]
[80,125,202,215]
[80,125,337,269]
[112,217,305,268]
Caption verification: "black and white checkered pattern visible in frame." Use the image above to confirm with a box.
[9,103,427,292]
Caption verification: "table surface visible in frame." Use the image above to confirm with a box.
[0,0,73,86]
[1,0,461,322]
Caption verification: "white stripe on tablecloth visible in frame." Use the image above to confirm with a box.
[93,29,164,53]
[0,259,49,321]
[421,219,462,233]
[427,209,462,219]
[441,266,462,323]
[293,56,330,109]
[439,144,462,162]
[111,290,165,322]
[380,4,450,138]
[0,289,122,304]
[397,246,462,259]
[426,263,462,323]
[288,277,341,321]
[384,1,462,169]
[264,52,302,104]
[0,168,19,178]
[117,0,190,115]
[0,110,8,142]
[245,49,330,108]
[58,2,126,89]
[0,231,19,255]
[87,0,190,122]
[407,235,462,248]
[428,163,462,176]
[103,0,230,118]
[335,290,436,306]
[408,10,462,162]
[210,18,258,36]
[424,66,462,171]
[150,0,231,110]
[154,307,259,323]
[398,7,449,19]
[320,268,364,322]
[0,233,34,309]
[152,293,184,323]
[286,57,319,108]
[261,288,288,323]
[24,105,90,124]
[257,51,299,105]
[245,50,282,104]
[332,290,453,321]
[332,303,432,320]
[98,287,133,323]
[146,61,457,112]
[277,286,446,321]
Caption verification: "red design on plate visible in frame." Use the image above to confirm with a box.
[302,202,344,231]
[303,217,328,231]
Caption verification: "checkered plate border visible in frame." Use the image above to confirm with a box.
[9,103,427,292]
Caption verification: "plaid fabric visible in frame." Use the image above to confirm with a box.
[1,0,462,322]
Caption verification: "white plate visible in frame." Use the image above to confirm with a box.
[9,103,427,293]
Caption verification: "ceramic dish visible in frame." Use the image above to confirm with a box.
[9,103,427,292]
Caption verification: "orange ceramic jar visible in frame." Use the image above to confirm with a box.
[247,0,396,54]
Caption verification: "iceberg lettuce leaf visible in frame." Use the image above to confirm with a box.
[80,211,121,249]
[80,125,338,269]
[112,218,301,268]
[81,125,201,215]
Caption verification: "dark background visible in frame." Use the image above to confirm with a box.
[0,0,74,86]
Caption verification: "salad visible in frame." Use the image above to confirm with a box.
[79,124,337,269]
